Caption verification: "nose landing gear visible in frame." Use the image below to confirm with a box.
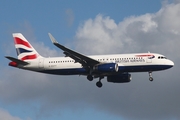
[148,72,153,81]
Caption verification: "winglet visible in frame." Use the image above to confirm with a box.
[48,33,58,44]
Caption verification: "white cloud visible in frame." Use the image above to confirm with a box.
[0,109,21,120]
[75,14,120,54]
[32,41,59,57]
[65,9,74,27]
[75,3,180,59]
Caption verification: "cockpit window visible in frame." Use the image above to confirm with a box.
[158,56,167,59]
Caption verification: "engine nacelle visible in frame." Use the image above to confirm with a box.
[93,63,119,73]
[107,73,131,83]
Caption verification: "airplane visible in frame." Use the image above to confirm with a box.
[5,33,174,88]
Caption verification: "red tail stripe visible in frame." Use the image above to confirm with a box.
[14,37,32,48]
[21,54,37,61]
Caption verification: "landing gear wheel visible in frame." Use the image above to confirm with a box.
[96,81,102,88]
[87,75,93,81]
[148,72,153,81]
[149,77,153,81]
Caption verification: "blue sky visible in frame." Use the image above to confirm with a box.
[1,0,180,120]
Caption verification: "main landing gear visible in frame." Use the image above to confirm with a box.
[96,76,104,88]
[87,75,93,81]
[148,72,153,81]
[96,81,102,88]
[87,75,104,88]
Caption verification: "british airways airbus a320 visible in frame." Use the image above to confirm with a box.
[6,33,174,88]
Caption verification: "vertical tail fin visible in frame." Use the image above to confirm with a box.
[13,33,43,60]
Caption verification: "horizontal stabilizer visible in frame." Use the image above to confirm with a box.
[5,56,29,65]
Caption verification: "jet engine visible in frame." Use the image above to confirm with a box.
[107,73,131,83]
[93,63,119,73]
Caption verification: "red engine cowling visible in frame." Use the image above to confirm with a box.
[107,73,131,83]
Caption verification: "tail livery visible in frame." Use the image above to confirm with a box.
[6,33,43,67]
[13,33,42,60]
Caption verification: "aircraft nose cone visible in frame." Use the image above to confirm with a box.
[169,60,174,67]
[171,61,174,66]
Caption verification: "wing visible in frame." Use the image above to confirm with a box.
[48,33,100,67]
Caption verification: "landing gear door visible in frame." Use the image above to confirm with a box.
[39,58,44,68]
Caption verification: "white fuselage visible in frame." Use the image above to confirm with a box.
[20,53,174,76]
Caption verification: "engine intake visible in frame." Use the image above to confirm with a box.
[93,63,118,73]
[107,73,131,83]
